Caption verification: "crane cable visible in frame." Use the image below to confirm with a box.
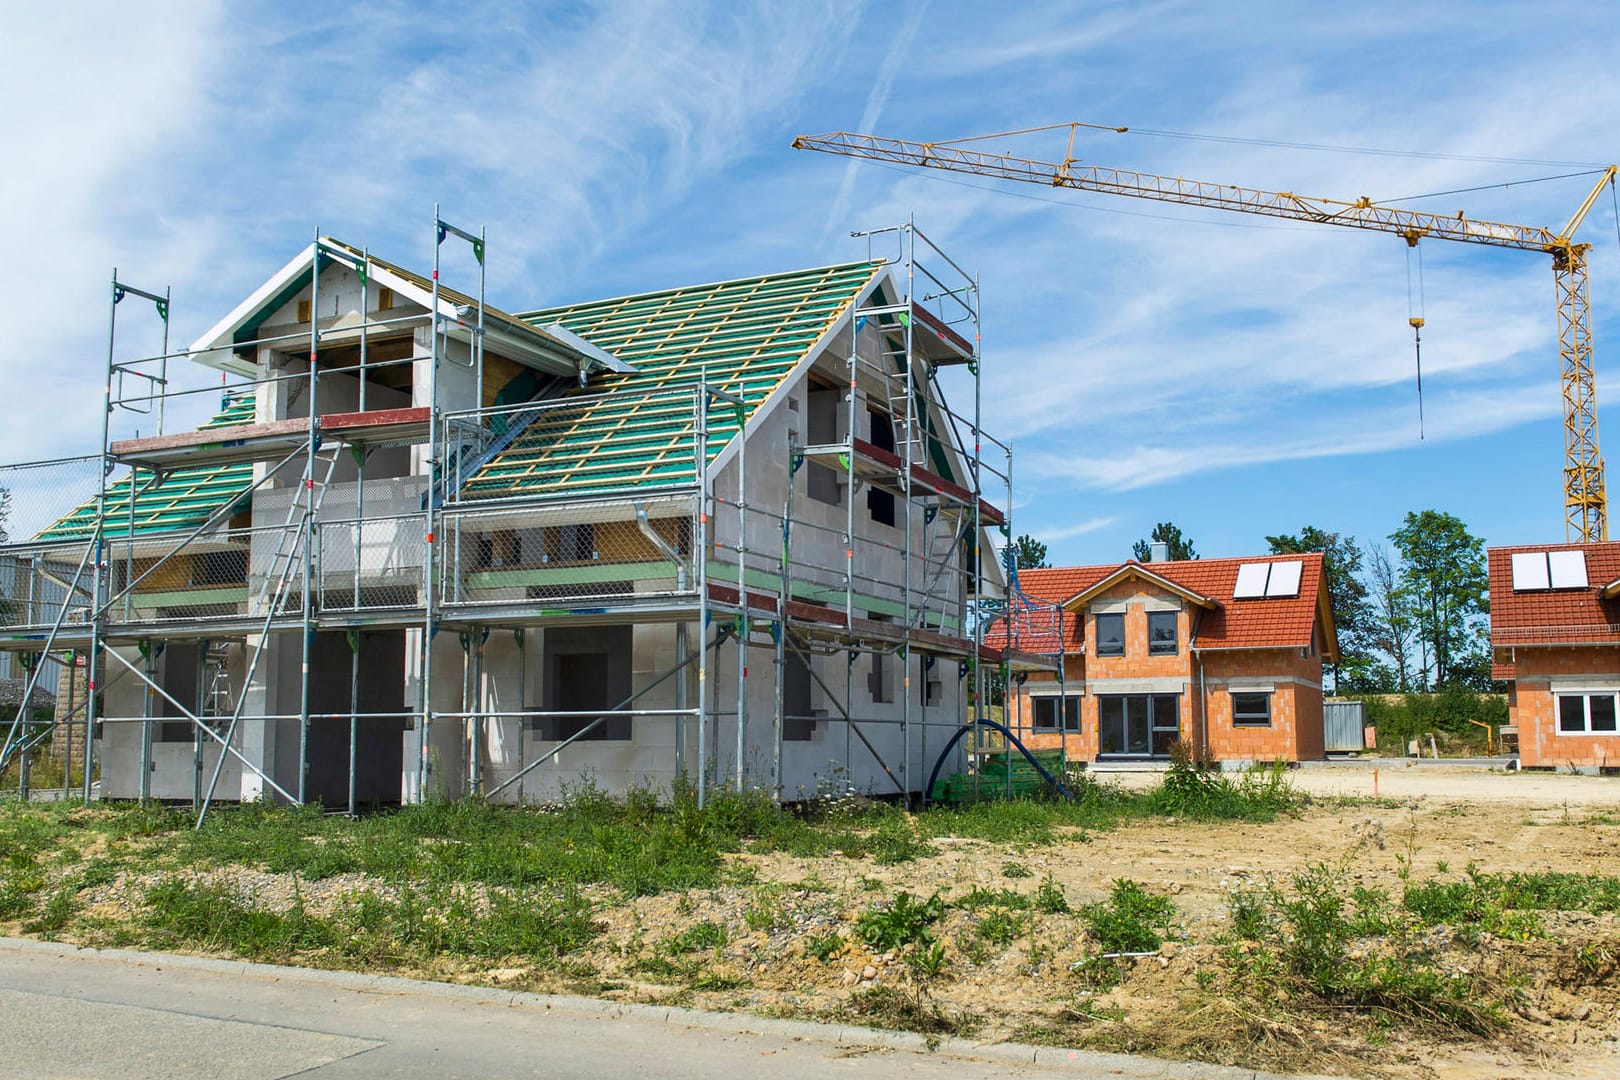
[1406,242,1426,440]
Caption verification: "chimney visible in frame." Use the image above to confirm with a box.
[1149,541,1170,563]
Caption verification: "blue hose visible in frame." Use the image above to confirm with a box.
[925,716,1074,803]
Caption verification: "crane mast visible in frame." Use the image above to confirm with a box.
[793,126,1618,541]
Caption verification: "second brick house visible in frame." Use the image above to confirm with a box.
[1489,542,1620,770]
[1000,552,1337,765]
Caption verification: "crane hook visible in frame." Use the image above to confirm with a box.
[1406,243,1427,440]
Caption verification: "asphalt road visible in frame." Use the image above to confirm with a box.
[0,938,1318,1080]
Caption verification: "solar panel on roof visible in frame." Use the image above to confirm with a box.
[1233,562,1270,598]
[1510,551,1551,591]
[1265,560,1303,598]
[1548,549,1588,589]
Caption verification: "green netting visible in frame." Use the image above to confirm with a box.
[35,392,259,543]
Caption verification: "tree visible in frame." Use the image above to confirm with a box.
[1389,510,1489,689]
[1132,522,1196,562]
[1011,534,1049,570]
[1365,543,1417,692]
[1265,526,1372,692]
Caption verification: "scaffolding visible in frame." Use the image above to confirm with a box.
[0,214,1062,812]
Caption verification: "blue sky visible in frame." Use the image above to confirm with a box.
[4,0,1619,566]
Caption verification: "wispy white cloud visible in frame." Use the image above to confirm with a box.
[1024,382,1560,491]
[1035,516,1118,541]
[0,1,226,463]
[820,4,927,239]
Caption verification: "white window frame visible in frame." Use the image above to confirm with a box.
[1031,695,1081,733]
[1231,690,1272,728]
[1555,691,1619,736]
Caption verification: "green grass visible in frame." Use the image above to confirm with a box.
[138,878,599,966]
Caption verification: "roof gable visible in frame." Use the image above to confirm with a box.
[1059,562,1217,610]
[186,238,607,380]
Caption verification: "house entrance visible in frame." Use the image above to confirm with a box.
[1097,694,1180,758]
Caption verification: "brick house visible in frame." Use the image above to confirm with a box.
[1489,543,1620,770]
[1000,553,1337,765]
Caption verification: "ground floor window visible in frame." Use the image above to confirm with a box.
[1098,693,1179,756]
[1032,695,1080,732]
[1557,692,1618,735]
[1232,691,1272,727]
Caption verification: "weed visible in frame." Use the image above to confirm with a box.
[1279,863,1349,986]
[977,908,1028,946]
[689,967,749,992]
[1401,866,1560,943]
[1002,860,1032,879]
[806,932,844,962]
[1081,879,1175,955]
[1227,881,1279,941]
[906,939,948,979]
[664,921,728,954]
[1347,884,1398,936]
[1223,862,1507,1037]
[21,886,78,936]
[856,891,945,951]
[955,885,1030,911]
[842,984,981,1040]
[1144,746,1299,822]
[1034,873,1070,914]
[743,886,788,932]
[954,932,991,965]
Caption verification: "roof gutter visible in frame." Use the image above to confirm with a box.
[1190,607,1208,763]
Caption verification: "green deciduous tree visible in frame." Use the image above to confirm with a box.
[1011,534,1049,570]
[1265,526,1372,693]
[1389,510,1489,689]
[1132,522,1196,562]
[1360,543,1418,693]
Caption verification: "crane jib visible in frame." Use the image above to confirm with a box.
[793,130,1618,543]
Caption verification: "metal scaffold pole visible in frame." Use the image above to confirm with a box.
[733,386,747,793]
[695,381,710,808]
[297,228,321,806]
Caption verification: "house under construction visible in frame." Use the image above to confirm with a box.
[0,217,1063,810]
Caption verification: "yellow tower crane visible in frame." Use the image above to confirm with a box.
[793,124,1619,541]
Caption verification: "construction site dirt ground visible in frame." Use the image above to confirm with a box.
[3,765,1619,1080]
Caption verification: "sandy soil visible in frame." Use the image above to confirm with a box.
[545,778,1620,1079]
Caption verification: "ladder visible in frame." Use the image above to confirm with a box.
[252,449,342,614]
[202,644,233,722]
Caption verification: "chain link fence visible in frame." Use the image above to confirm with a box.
[440,497,698,609]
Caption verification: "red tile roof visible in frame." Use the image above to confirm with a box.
[993,553,1330,655]
[1487,542,1620,647]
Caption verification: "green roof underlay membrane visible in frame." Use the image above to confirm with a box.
[460,261,884,500]
[35,392,258,543]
